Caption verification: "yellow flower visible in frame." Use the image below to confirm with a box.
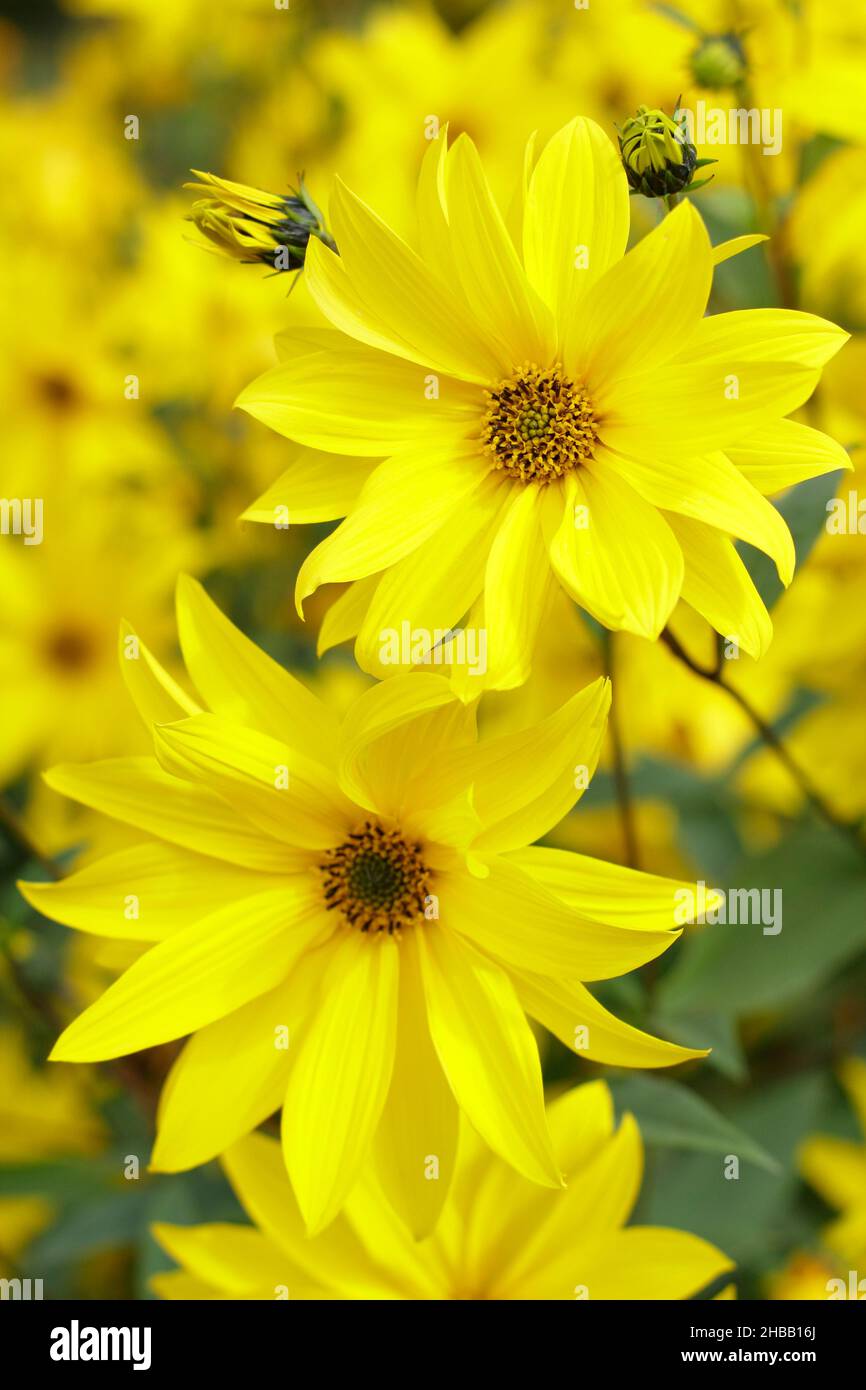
[151,1081,733,1300]
[237,118,849,691]
[23,577,711,1235]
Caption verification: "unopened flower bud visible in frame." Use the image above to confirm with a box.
[185,171,335,273]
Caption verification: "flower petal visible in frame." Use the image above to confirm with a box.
[282,932,399,1234]
[665,512,773,660]
[417,925,560,1188]
[373,931,459,1239]
[524,117,630,323]
[50,884,331,1062]
[599,444,796,585]
[726,418,852,495]
[19,841,289,942]
[543,466,683,639]
[176,575,338,765]
[444,858,680,982]
[295,443,491,612]
[482,483,555,690]
[237,346,480,457]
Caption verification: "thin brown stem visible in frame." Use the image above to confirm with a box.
[661,627,866,856]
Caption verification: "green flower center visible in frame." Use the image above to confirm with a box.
[482,364,597,483]
[319,822,432,936]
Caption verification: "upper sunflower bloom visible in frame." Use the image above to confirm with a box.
[152,1082,733,1300]
[22,577,711,1236]
[237,117,849,690]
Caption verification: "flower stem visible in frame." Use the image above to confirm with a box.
[660,628,866,857]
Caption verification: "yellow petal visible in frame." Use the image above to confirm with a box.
[236,346,480,456]
[119,622,200,727]
[726,418,852,495]
[19,842,289,942]
[482,483,555,690]
[496,1116,643,1298]
[444,859,680,982]
[524,117,630,324]
[565,199,710,388]
[353,472,510,680]
[445,134,552,368]
[599,444,796,585]
[176,575,338,766]
[282,932,399,1234]
[150,960,321,1173]
[44,758,300,872]
[507,845,719,932]
[373,931,459,1239]
[514,969,707,1067]
[665,512,773,660]
[799,1136,866,1212]
[317,576,380,656]
[417,925,560,1188]
[295,442,491,612]
[223,1131,390,1298]
[675,308,849,370]
[543,466,683,639]
[711,233,767,265]
[241,449,375,525]
[337,671,466,815]
[50,884,331,1062]
[151,1222,296,1296]
[323,177,502,383]
[599,361,819,454]
[154,714,350,851]
[573,1226,734,1300]
[457,678,610,852]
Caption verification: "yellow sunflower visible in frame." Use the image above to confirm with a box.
[23,577,712,1236]
[237,117,849,691]
[151,1081,733,1300]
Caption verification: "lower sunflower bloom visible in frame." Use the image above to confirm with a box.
[22,577,715,1236]
[151,1081,734,1300]
[237,116,849,690]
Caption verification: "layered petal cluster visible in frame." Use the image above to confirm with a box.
[237,116,850,690]
[23,577,713,1236]
[151,1082,734,1300]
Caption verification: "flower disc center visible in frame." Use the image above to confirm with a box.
[319,822,431,936]
[482,364,597,483]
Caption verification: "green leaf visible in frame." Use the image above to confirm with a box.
[737,469,844,610]
[658,828,866,1016]
[609,1073,780,1173]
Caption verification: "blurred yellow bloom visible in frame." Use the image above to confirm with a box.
[23,578,712,1236]
[151,1081,733,1300]
[798,1057,866,1271]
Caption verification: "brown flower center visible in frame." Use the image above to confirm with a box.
[481,364,597,483]
[319,822,432,936]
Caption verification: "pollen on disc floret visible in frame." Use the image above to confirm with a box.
[481,362,598,484]
[318,821,432,936]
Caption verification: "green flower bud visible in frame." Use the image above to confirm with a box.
[617,104,713,199]
[690,34,747,91]
[185,171,336,273]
